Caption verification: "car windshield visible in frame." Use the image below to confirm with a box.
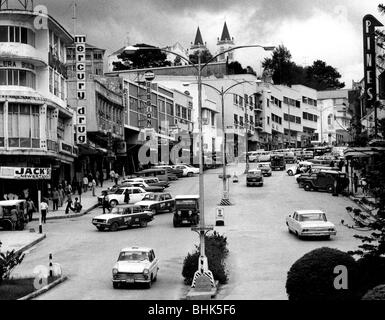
[118,251,149,262]
[298,213,327,222]
[143,194,159,201]
[176,199,197,206]
[248,171,262,176]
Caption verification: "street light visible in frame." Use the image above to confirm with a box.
[183,79,255,205]
[122,43,275,291]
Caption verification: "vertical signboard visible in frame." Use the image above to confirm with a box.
[75,35,87,144]
[363,15,383,108]
[144,71,155,128]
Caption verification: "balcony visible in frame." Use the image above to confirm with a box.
[254,103,263,112]
[255,121,263,130]
[0,42,47,67]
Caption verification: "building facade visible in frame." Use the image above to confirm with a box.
[0,8,76,200]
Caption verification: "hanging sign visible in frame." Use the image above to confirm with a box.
[75,35,87,144]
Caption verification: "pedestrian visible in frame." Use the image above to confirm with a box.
[338,159,344,172]
[330,160,335,168]
[51,188,59,211]
[40,199,49,224]
[65,191,73,214]
[353,173,358,194]
[95,171,100,187]
[361,177,368,195]
[73,197,82,213]
[27,198,36,222]
[58,185,64,207]
[77,182,82,202]
[110,169,115,182]
[114,173,119,185]
[92,178,96,196]
[102,191,111,214]
[99,171,104,188]
[82,175,88,193]
[124,189,130,204]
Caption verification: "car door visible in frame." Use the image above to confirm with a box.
[164,193,174,210]
[149,250,158,276]
[112,189,125,203]
[132,188,146,203]
[289,212,299,233]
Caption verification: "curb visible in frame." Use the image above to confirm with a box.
[17,275,68,300]
[31,204,98,222]
[14,233,46,256]
[348,195,375,214]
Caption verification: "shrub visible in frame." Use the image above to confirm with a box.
[286,247,360,301]
[362,284,385,300]
[356,256,385,298]
[0,250,25,285]
[182,232,229,285]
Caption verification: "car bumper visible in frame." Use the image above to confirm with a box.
[300,231,337,237]
[112,278,150,284]
[92,222,111,228]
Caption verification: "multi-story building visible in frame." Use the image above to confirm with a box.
[0,6,76,199]
[66,43,105,77]
[317,89,352,145]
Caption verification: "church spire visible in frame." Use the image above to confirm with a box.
[220,22,231,41]
[191,26,206,50]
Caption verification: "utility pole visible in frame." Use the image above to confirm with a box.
[72,1,77,35]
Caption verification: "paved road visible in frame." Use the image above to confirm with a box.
[14,163,364,299]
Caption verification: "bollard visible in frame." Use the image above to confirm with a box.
[49,253,53,277]
[215,207,225,226]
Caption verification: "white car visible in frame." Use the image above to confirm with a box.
[286,161,312,176]
[112,246,159,289]
[173,164,199,177]
[286,210,337,239]
[107,187,147,207]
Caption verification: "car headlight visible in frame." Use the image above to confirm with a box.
[177,210,182,216]
[143,269,149,275]
[112,268,118,275]
[188,210,192,216]
[302,229,309,232]
[328,228,335,231]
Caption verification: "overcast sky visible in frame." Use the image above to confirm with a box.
[38,0,384,88]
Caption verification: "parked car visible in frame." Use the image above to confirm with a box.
[136,192,175,215]
[112,246,159,289]
[286,210,337,239]
[107,187,148,207]
[0,200,28,231]
[257,162,272,176]
[153,165,183,178]
[127,181,165,193]
[271,154,286,171]
[173,195,200,227]
[122,177,169,189]
[135,168,169,182]
[296,167,341,185]
[246,169,264,187]
[173,164,199,177]
[284,152,296,164]
[92,204,153,231]
[286,161,313,176]
[300,170,349,193]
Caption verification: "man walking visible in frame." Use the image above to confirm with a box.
[92,178,96,196]
[83,175,88,193]
[52,188,59,211]
[40,199,49,224]
[65,191,73,214]
[27,198,36,222]
[353,173,359,194]
[102,191,110,214]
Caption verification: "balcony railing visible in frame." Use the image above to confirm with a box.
[255,121,263,130]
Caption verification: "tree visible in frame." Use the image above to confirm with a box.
[188,49,215,64]
[306,60,345,90]
[262,45,344,89]
[112,43,171,71]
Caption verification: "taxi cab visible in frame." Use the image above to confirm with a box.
[246,169,264,187]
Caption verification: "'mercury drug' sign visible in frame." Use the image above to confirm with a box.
[363,14,383,108]
[75,35,87,144]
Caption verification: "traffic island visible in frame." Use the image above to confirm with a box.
[0,231,46,255]
[186,280,219,300]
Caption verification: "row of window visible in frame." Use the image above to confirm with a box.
[302,96,317,106]
[0,26,35,46]
[303,112,318,122]
[49,30,65,62]
[66,49,104,61]
[271,113,282,125]
[233,94,244,106]
[97,93,124,125]
[0,69,36,89]
[175,104,192,121]
[270,96,282,108]
[284,113,301,124]
[283,96,301,108]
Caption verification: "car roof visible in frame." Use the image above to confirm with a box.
[248,169,262,173]
[258,162,271,165]
[175,195,199,199]
[120,246,152,253]
[295,210,325,215]
[0,200,26,206]
[144,192,170,196]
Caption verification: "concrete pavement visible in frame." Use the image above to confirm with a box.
[0,231,46,255]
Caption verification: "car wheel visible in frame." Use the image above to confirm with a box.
[173,218,179,228]
[327,185,334,193]
[187,172,193,177]
[110,200,118,207]
[287,170,293,176]
[324,235,331,240]
[96,226,105,231]
[146,278,152,289]
[110,222,119,232]
[140,220,148,228]
[288,228,292,234]
[113,282,120,289]
[304,183,312,191]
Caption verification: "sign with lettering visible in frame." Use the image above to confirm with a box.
[0,60,35,70]
[363,14,383,108]
[0,167,51,180]
[146,81,152,127]
[75,35,87,144]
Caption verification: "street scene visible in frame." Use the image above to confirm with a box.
[1,0,385,303]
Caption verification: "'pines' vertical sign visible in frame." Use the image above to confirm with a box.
[75,35,87,144]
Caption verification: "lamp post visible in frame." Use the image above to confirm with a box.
[122,43,274,290]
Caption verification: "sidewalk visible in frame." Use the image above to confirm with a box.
[31,181,115,221]
[0,231,46,255]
